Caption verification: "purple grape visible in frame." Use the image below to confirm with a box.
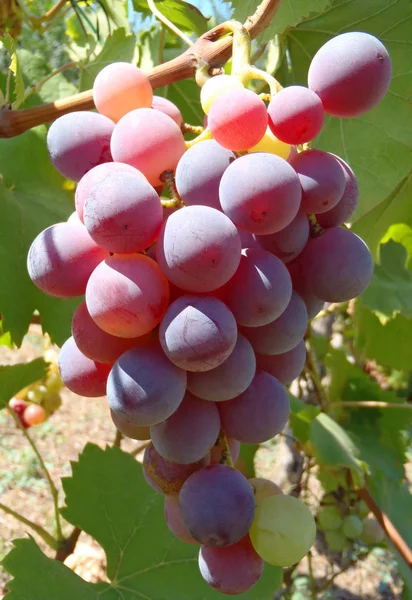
[241,291,308,355]
[164,495,197,544]
[58,336,111,397]
[299,227,374,302]
[156,206,242,292]
[150,392,220,464]
[316,156,359,227]
[219,153,302,234]
[256,212,309,263]
[308,32,392,118]
[107,343,187,427]
[287,257,324,319]
[219,371,290,443]
[47,111,114,181]
[187,333,256,401]
[110,409,151,440]
[179,464,255,546]
[159,295,237,372]
[291,149,345,214]
[256,340,307,385]
[199,535,264,594]
[175,140,235,211]
[222,248,292,327]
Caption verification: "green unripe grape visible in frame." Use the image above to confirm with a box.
[46,369,64,394]
[357,501,370,519]
[42,393,62,416]
[317,506,343,531]
[325,530,348,552]
[200,74,243,114]
[250,495,316,566]
[27,387,45,403]
[342,515,363,539]
[360,518,384,545]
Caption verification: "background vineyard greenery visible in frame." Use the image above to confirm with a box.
[0,0,411,598]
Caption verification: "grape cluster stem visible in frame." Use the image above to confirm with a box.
[217,429,234,468]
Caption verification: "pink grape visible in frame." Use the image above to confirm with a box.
[159,295,237,372]
[156,206,241,292]
[291,149,345,214]
[256,211,309,263]
[72,301,145,364]
[110,108,186,186]
[23,404,46,427]
[67,211,82,225]
[150,392,220,464]
[316,156,359,227]
[199,536,264,594]
[58,336,111,397]
[256,339,307,385]
[152,96,183,127]
[268,86,324,145]
[175,140,235,211]
[287,256,325,319]
[219,371,290,443]
[83,171,163,253]
[93,62,153,122]
[219,153,302,234]
[27,222,109,298]
[210,438,241,465]
[221,248,292,327]
[187,334,256,402]
[164,495,197,544]
[86,254,169,338]
[47,111,114,182]
[107,343,187,427]
[208,88,268,151]
[110,409,151,440]
[240,291,308,355]
[308,32,392,118]
[179,464,255,546]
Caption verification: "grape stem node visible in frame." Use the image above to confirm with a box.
[217,429,234,468]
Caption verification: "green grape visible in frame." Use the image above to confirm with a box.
[360,518,384,545]
[27,387,45,403]
[249,495,316,566]
[357,501,370,519]
[342,515,363,539]
[317,506,343,531]
[200,74,243,114]
[325,530,348,553]
[46,369,64,394]
[42,393,62,416]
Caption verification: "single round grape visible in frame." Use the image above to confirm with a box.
[160,295,237,372]
[316,156,359,227]
[200,74,244,114]
[208,88,268,151]
[47,111,114,182]
[58,337,111,397]
[222,248,292,327]
[143,442,209,495]
[342,515,363,539]
[110,108,186,186]
[9,398,28,416]
[83,171,162,254]
[291,149,345,214]
[156,206,241,292]
[210,438,240,465]
[199,536,264,595]
[110,409,151,440]
[248,126,291,159]
[86,253,169,338]
[256,339,306,385]
[164,495,197,544]
[219,153,301,234]
[299,227,374,302]
[41,392,62,417]
[107,344,187,427]
[361,518,384,545]
[23,404,46,426]
[308,32,392,118]
[317,506,343,531]
[287,257,325,319]
[150,392,220,464]
[27,222,109,298]
[93,62,153,122]
[179,464,255,547]
[152,96,183,127]
[357,501,370,519]
[241,291,308,355]
[67,211,82,225]
[268,86,324,145]
[256,212,309,263]
[175,140,235,211]
[249,477,283,506]
[187,333,256,401]
[250,494,316,566]
[325,530,349,553]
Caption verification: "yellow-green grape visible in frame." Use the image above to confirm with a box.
[15,385,30,400]
[249,495,316,566]
[357,501,370,519]
[42,393,62,417]
[248,126,291,159]
[200,75,244,115]
[27,387,46,404]
[317,506,342,531]
[360,518,384,545]
[325,530,348,552]
[249,477,283,506]
[46,368,64,394]
[342,515,363,539]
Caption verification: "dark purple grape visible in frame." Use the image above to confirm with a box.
[316,156,359,227]
[256,212,309,263]
[256,340,307,385]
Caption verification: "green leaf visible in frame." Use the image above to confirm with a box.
[0,358,47,409]
[132,0,209,35]
[138,25,164,71]
[288,393,319,445]
[381,224,412,270]
[238,442,258,477]
[0,33,25,107]
[0,127,79,346]
[99,0,130,30]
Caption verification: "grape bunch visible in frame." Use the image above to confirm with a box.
[26,30,390,595]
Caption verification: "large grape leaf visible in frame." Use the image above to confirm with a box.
[2,444,282,599]
[285,0,412,227]
[132,0,209,35]
[0,127,79,346]
[0,359,47,409]
[0,33,25,108]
